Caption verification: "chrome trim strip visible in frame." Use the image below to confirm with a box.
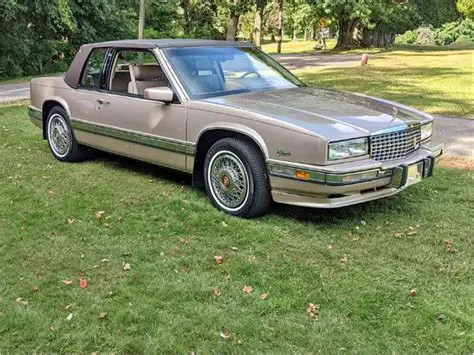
[267,161,388,186]
[70,119,195,156]
[28,106,42,121]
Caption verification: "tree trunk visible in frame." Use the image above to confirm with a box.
[253,3,264,48]
[312,23,318,40]
[226,14,239,41]
[335,19,362,49]
[180,0,191,35]
[362,25,396,47]
[276,0,284,53]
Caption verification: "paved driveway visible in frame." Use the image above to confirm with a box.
[0,53,472,157]
[0,82,30,103]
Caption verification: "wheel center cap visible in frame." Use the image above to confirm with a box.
[222,175,231,188]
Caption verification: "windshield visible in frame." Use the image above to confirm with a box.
[163,46,303,99]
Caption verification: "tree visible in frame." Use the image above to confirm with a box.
[253,0,267,47]
[276,0,284,52]
[318,0,416,49]
[457,0,474,19]
[225,0,252,40]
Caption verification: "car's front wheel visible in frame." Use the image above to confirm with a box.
[204,138,271,218]
[46,106,89,162]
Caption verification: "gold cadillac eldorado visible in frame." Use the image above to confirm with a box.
[28,39,443,217]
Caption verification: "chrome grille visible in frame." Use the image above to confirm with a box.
[371,126,421,161]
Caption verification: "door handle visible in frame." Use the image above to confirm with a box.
[97,99,110,105]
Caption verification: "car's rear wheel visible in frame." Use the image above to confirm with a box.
[46,106,89,162]
[204,138,271,218]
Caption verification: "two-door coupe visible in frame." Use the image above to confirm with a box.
[28,39,443,217]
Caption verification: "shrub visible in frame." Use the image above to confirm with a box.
[436,19,474,45]
[395,29,418,44]
[395,26,437,45]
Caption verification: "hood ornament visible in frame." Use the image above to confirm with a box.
[392,107,398,118]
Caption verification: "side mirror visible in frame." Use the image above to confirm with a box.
[144,87,174,103]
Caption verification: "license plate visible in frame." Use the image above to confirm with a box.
[406,163,423,186]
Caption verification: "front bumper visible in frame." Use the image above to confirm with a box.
[268,140,443,209]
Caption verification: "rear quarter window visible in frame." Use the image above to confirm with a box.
[80,48,108,89]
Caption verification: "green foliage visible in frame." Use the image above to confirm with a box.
[436,18,474,45]
[412,0,461,27]
[457,0,474,19]
[395,26,437,45]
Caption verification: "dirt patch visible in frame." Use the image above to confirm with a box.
[438,156,474,170]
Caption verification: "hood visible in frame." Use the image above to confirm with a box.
[202,87,432,141]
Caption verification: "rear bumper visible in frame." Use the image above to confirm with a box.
[268,140,443,209]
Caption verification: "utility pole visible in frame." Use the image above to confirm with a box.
[138,0,145,39]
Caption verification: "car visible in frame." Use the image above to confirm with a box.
[28,39,443,218]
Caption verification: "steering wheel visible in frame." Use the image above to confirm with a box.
[238,71,260,79]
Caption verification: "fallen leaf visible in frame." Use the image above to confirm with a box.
[79,279,88,288]
[66,313,73,321]
[67,218,75,225]
[99,312,108,320]
[339,255,348,264]
[260,293,269,300]
[122,262,131,271]
[214,255,223,265]
[410,289,417,297]
[179,238,189,244]
[221,221,228,227]
[242,285,254,293]
[63,279,73,286]
[248,255,256,262]
[16,297,28,305]
[306,303,320,319]
[444,239,457,253]
[213,288,221,297]
[31,285,39,292]
[95,211,105,219]
[219,330,232,340]
[352,236,360,241]
[49,325,55,331]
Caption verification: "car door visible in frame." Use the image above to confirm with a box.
[91,48,188,172]
[66,47,110,126]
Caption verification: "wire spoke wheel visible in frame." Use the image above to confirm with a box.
[48,113,71,158]
[208,150,250,211]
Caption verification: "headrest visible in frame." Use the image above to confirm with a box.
[132,65,162,80]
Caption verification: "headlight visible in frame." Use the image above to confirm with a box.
[421,122,433,141]
[328,138,369,161]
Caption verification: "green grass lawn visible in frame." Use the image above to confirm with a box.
[295,47,474,118]
[261,38,337,54]
[1,103,473,352]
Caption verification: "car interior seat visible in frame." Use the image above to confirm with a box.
[127,64,169,95]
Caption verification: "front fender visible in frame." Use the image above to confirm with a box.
[197,122,270,159]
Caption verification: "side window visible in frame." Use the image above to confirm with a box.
[80,48,107,89]
[108,50,170,96]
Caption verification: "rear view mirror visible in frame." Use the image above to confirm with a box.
[144,87,174,103]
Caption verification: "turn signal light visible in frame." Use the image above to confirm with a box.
[295,170,310,180]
